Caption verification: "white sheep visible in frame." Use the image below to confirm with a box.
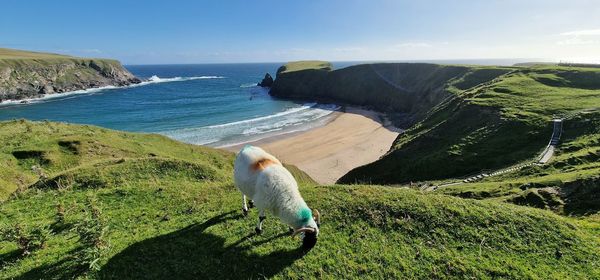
[234,145,320,250]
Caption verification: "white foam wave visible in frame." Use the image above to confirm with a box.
[144,75,224,84]
[240,83,258,88]
[0,75,225,106]
[214,128,309,148]
[159,103,340,147]
[240,105,337,136]
[207,103,318,128]
[0,85,119,106]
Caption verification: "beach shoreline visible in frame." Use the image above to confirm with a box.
[223,107,402,184]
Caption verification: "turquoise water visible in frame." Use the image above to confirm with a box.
[0,64,340,147]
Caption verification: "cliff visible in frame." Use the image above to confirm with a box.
[0,48,140,102]
[270,61,511,125]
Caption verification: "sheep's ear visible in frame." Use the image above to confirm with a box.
[291,227,315,238]
[313,209,321,226]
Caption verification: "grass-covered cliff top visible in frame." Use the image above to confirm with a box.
[276,60,333,75]
[0,121,598,279]
[0,48,121,68]
[0,48,76,60]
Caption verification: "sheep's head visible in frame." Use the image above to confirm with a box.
[293,209,321,251]
[292,227,318,250]
[302,230,318,250]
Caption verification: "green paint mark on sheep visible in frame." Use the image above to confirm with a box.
[298,207,312,225]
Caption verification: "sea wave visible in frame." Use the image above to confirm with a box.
[0,75,225,106]
[207,103,318,128]
[240,104,338,135]
[160,103,340,146]
[240,83,258,88]
[143,75,225,85]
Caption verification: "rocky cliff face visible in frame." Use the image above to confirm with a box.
[0,58,140,102]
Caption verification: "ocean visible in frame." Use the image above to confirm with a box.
[0,59,524,147]
[0,63,343,147]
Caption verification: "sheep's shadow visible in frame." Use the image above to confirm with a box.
[99,211,306,279]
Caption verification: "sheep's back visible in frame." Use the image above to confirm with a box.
[234,145,280,198]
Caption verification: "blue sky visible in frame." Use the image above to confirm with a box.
[2,0,600,64]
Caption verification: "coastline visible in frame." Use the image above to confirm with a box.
[0,75,225,107]
[223,107,402,184]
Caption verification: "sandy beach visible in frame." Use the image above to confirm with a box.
[225,108,402,184]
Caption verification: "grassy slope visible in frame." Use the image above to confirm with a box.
[276,60,333,74]
[438,109,600,215]
[1,121,598,279]
[340,66,600,185]
[0,48,75,59]
[0,48,121,68]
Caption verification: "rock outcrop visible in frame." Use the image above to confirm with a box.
[0,48,141,102]
[257,73,273,87]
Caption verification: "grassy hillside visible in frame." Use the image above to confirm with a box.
[270,62,512,126]
[438,109,600,215]
[0,48,77,60]
[339,66,600,185]
[1,121,598,279]
[0,48,121,68]
[0,48,139,101]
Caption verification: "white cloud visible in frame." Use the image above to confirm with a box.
[557,28,600,46]
[333,47,365,52]
[559,29,600,36]
[394,42,432,48]
[557,37,598,45]
[80,48,103,54]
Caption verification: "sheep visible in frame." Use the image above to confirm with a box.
[234,145,320,250]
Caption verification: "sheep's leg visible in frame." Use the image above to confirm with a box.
[242,195,248,216]
[255,210,266,234]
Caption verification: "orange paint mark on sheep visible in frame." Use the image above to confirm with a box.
[252,158,280,171]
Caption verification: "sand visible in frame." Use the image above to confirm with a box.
[224,108,402,185]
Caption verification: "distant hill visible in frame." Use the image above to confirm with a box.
[0,48,140,102]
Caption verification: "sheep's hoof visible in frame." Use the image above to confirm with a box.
[248,200,255,208]
[242,209,248,217]
[255,227,263,235]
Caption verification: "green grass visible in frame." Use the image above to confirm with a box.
[437,110,600,215]
[0,47,120,68]
[1,121,599,279]
[340,66,600,186]
[3,61,600,278]
[0,48,75,60]
[276,61,333,74]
